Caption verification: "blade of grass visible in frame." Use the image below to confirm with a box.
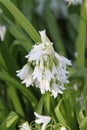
[0,111,19,130]
[55,98,66,125]
[0,42,26,117]
[76,0,86,68]
[1,15,33,51]
[36,95,44,114]
[63,87,77,130]
[7,85,25,117]
[0,0,41,43]
[0,41,17,77]
[75,0,87,119]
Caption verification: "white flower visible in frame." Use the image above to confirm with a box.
[34,112,51,130]
[60,126,67,130]
[17,30,71,98]
[16,64,33,87]
[19,122,31,130]
[74,52,78,58]
[0,25,6,41]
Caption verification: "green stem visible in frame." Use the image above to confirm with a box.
[76,0,86,67]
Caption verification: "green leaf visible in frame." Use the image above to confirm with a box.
[76,1,86,67]
[7,85,25,117]
[75,101,85,125]
[0,0,41,43]
[44,92,51,114]
[0,111,19,130]
[55,98,66,125]
[63,88,77,130]
[36,95,44,114]
[2,15,33,51]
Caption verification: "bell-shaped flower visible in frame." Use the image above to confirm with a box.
[19,122,31,130]
[34,112,51,130]
[16,64,33,87]
[60,126,67,130]
[17,30,71,98]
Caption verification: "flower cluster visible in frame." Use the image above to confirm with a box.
[17,30,71,98]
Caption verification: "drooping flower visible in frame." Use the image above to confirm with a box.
[19,122,31,130]
[16,64,33,87]
[60,126,67,130]
[34,112,51,130]
[16,30,71,98]
[0,25,6,41]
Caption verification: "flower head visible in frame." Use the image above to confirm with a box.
[0,25,6,41]
[17,30,71,98]
[19,122,31,130]
[34,112,51,130]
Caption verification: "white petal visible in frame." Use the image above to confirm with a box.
[34,112,51,130]
[39,30,46,43]
[45,68,52,81]
[0,25,6,41]
[40,78,50,94]
[33,65,42,82]
[61,56,72,65]
[51,83,63,98]
[16,64,29,80]
[61,126,67,130]
[17,64,33,87]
